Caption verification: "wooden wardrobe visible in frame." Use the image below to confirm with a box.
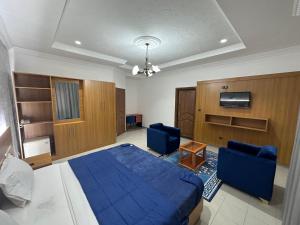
[13,72,116,160]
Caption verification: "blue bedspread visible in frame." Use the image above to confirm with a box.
[69,144,204,225]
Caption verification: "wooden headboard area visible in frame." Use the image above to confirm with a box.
[0,127,13,166]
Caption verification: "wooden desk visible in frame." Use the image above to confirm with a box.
[23,153,52,170]
[126,114,143,127]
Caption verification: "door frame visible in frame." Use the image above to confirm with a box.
[174,87,196,138]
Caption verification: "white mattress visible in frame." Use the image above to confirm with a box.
[3,163,99,225]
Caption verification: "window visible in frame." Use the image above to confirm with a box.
[55,81,80,120]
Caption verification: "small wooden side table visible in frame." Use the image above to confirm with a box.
[179,141,207,171]
[23,153,52,170]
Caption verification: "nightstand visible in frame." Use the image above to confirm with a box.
[23,153,52,170]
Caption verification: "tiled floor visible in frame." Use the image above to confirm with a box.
[55,128,288,225]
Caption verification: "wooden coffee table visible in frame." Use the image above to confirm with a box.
[179,141,207,171]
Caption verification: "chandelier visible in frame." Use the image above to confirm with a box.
[132,36,161,77]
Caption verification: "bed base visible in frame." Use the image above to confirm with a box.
[189,198,203,225]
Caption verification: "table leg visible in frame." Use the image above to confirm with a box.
[192,153,196,169]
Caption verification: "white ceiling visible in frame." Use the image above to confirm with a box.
[0,0,300,70]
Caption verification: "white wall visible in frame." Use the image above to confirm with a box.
[13,47,127,89]
[125,78,139,114]
[133,45,300,127]
[0,40,18,152]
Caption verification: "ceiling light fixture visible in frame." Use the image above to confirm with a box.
[220,38,228,44]
[132,36,161,77]
[75,40,82,45]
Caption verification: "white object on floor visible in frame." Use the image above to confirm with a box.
[23,136,51,158]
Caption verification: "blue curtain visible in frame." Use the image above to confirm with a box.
[55,82,80,120]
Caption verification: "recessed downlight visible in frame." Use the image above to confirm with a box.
[75,40,82,45]
[220,38,228,44]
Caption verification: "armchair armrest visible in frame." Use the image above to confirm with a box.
[163,125,180,137]
[228,140,261,156]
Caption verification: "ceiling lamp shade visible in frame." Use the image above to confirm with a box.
[132,36,161,77]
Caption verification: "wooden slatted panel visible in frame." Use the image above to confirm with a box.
[194,72,300,166]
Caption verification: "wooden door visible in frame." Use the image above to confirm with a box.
[175,87,196,138]
[116,88,126,135]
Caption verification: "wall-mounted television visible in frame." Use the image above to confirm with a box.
[220,92,251,108]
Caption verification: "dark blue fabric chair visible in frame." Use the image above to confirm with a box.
[217,140,277,202]
[147,123,180,155]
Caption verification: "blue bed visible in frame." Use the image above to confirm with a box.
[69,144,204,225]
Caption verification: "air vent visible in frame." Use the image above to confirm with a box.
[293,0,300,16]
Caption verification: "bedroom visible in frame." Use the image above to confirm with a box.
[0,0,300,225]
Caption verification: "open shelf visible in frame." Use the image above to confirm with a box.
[14,72,55,158]
[23,122,53,139]
[204,114,268,132]
[14,73,50,88]
[16,88,51,102]
[205,114,231,125]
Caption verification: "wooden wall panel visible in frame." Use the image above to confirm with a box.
[194,72,300,166]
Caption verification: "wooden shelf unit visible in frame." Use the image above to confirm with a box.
[13,73,55,158]
[204,114,268,132]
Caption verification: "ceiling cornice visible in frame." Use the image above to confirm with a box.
[159,43,246,69]
[52,42,127,65]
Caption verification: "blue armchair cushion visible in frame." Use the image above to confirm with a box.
[257,146,277,161]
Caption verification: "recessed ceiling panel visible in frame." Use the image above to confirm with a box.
[55,0,244,66]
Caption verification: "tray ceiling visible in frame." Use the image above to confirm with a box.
[0,0,300,70]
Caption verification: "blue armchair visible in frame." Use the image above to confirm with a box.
[217,140,277,202]
[147,123,180,155]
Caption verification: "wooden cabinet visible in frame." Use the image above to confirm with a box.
[53,80,115,159]
[14,73,116,160]
[54,122,86,158]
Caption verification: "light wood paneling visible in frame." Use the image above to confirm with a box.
[194,72,300,166]
[53,80,116,159]
[53,121,86,158]
[84,80,116,150]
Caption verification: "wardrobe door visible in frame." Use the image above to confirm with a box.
[54,122,86,158]
[84,80,116,150]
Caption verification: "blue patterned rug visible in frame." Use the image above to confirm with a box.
[164,150,222,202]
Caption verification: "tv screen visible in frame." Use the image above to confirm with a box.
[220,92,251,108]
